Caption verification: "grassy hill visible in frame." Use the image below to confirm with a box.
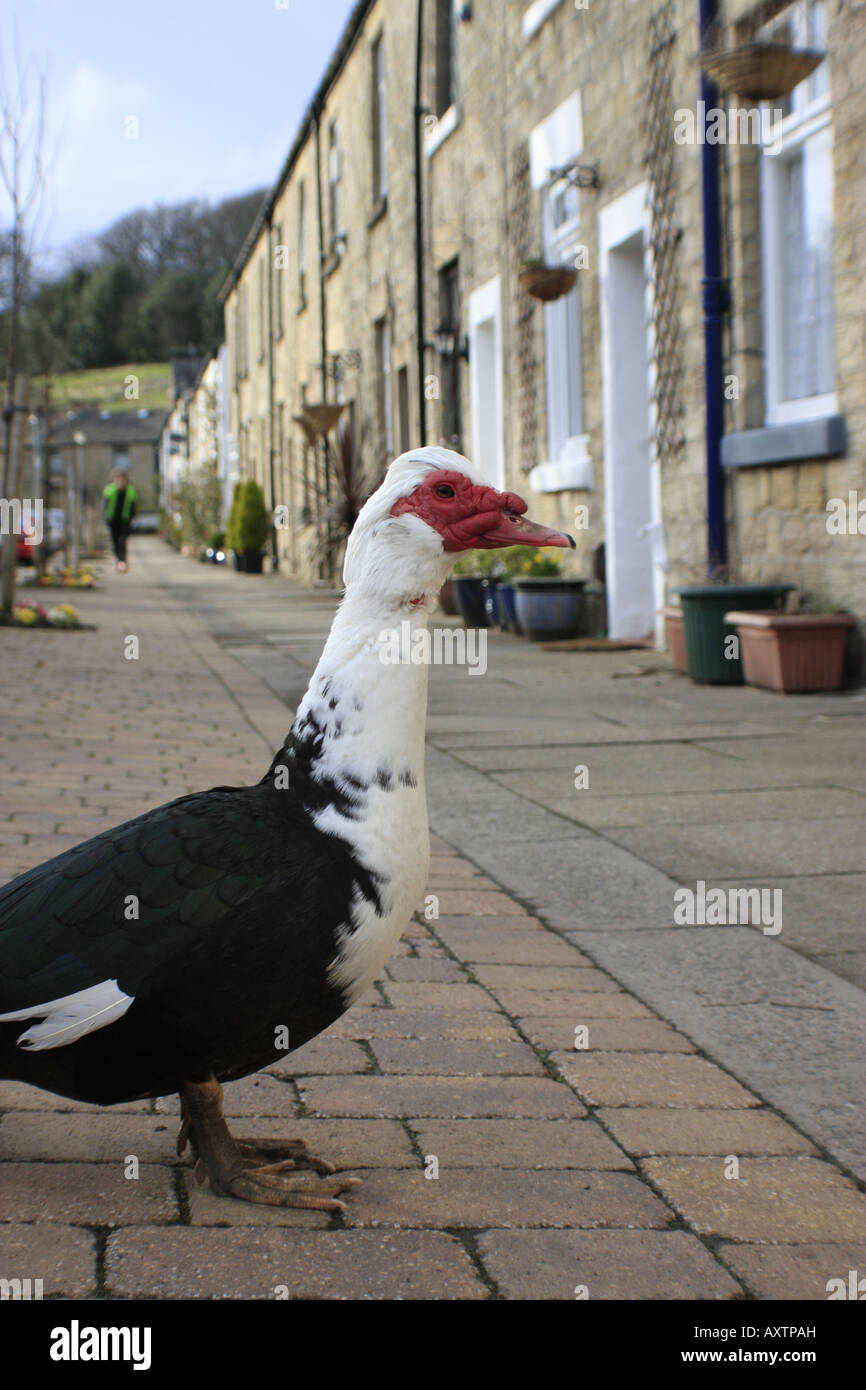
[35,363,172,414]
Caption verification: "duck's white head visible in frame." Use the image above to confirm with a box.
[343,445,574,605]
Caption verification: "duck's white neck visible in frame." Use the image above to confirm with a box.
[278,583,436,828]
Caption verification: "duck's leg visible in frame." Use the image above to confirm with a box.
[178,1076,360,1211]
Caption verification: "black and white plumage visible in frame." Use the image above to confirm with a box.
[0,446,573,1208]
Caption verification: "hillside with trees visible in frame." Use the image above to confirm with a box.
[2,186,266,382]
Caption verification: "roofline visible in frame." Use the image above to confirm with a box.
[218,0,376,304]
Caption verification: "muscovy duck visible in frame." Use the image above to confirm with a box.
[0,446,574,1210]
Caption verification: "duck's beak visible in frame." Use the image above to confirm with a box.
[478,510,576,550]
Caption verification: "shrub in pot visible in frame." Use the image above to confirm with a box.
[237,480,268,575]
[512,549,586,641]
[677,582,795,684]
[226,483,244,571]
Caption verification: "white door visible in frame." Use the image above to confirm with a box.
[599,184,662,642]
[469,277,505,490]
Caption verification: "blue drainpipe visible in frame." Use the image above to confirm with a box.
[699,0,727,574]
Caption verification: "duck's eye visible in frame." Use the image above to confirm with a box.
[434,483,456,499]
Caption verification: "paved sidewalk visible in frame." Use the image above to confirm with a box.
[0,539,864,1300]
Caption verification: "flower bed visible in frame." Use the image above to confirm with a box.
[4,600,84,629]
[22,566,97,589]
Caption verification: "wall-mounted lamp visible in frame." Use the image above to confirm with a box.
[431,323,470,360]
[548,160,601,191]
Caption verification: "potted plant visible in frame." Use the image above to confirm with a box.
[451,550,501,628]
[724,599,854,694]
[512,549,587,641]
[237,480,268,575]
[206,530,226,564]
[491,546,531,632]
[677,581,795,684]
[226,483,244,571]
[518,257,578,304]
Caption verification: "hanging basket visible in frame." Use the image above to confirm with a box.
[699,41,823,100]
[518,264,578,304]
[292,403,345,445]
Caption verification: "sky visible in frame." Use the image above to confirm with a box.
[0,0,358,269]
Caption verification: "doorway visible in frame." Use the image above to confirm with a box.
[598,184,664,642]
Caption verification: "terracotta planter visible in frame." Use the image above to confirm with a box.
[438,578,458,615]
[661,606,687,674]
[518,264,578,303]
[724,611,854,694]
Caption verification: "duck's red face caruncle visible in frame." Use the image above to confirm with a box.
[391,469,575,552]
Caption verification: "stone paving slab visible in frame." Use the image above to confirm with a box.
[718,1242,866,1301]
[477,1229,742,1301]
[0,541,863,1301]
[0,1224,96,1298]
[105,1227,487,1300]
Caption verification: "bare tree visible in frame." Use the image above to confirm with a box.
[0,38,50,613]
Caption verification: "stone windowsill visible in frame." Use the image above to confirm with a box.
[721,415,846,468]
[425,104,460,157]
[368,198,388,230]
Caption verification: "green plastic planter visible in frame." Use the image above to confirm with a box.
[677,584,794,684]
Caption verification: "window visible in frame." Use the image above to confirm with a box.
[397,365,410,454]
[371,34,387,204]
[328,123,342,252]
[542,177,584,463]
[298,182,307,309]
[257,257,265,362]
[240,285,249,377]
[761,0,835,422]
[273,223,284,339]
[233,300,241,385]
[435,0,457,119]
[438,259,462,449]
[375,318,394,467]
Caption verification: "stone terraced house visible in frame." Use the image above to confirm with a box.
[217,0,865,650]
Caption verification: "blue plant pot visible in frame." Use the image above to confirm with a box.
[452,576,490,628]
[513,578,586,641]
[482,578,501,627]
[498,582,518,632]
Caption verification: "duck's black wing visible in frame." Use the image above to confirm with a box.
[0,782,378,1103]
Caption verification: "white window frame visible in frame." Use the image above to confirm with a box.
[760,0,836,424]
[328,122,342,248]
[376,318,394,461]
[523,0,566,41]
[372,34,387,201]
[298,182,307,308]
[541,177,588,478]
[426,0,460,156]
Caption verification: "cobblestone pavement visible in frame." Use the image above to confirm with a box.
[0,540,864,1300]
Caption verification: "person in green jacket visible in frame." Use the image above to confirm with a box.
[103,467,138,572]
